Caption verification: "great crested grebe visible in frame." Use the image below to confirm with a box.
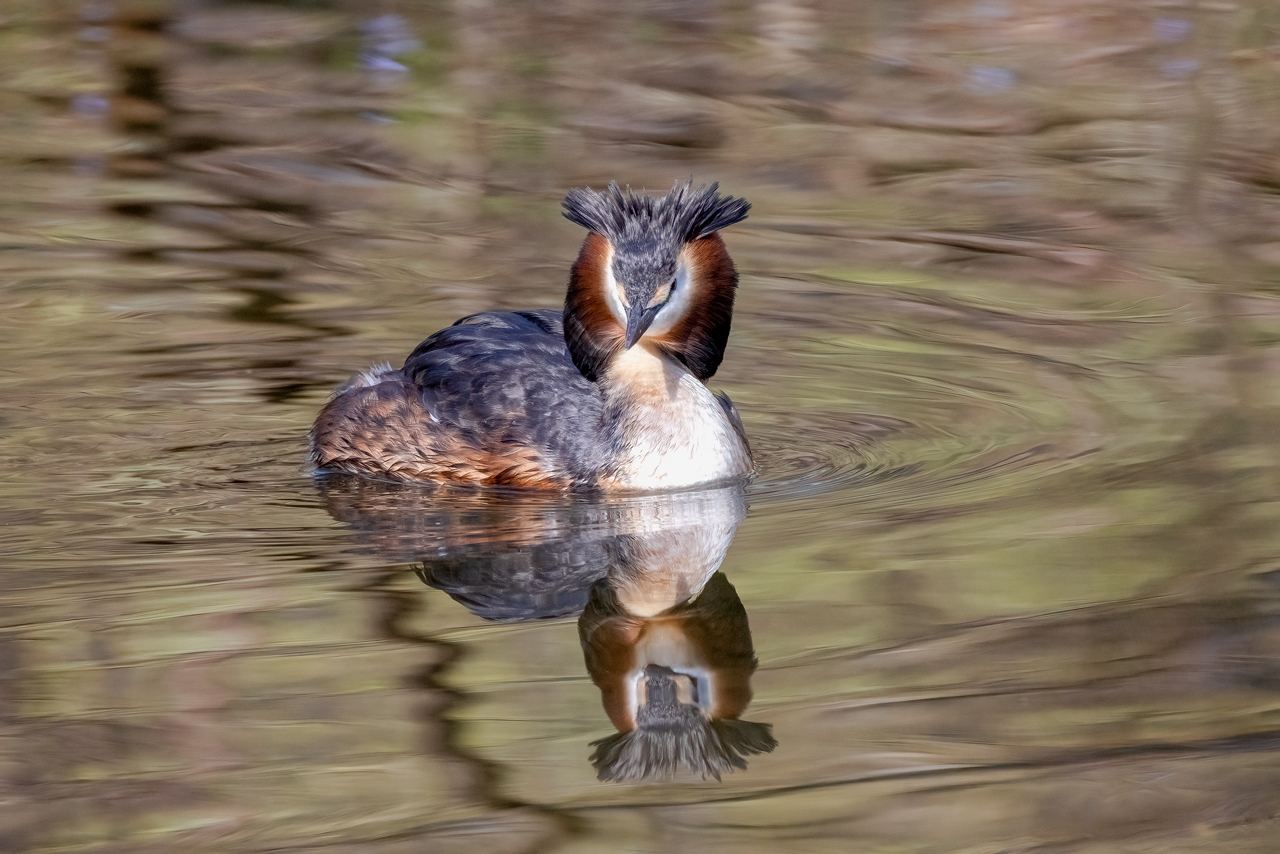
[309,181,753,491]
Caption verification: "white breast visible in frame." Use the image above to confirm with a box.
[603,345,753,490]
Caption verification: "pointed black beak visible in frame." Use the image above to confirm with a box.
[623,305,660,350]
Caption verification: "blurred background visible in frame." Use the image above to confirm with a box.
[2,0,1280,851]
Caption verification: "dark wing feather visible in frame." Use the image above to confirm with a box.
[715,391,750,453]
[402,310,608,478]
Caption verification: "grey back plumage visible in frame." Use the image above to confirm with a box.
[401,310,609,480]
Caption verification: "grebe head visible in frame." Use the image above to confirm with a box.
[561,181,750,382]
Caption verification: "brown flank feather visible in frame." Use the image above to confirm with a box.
[311,378,562,486]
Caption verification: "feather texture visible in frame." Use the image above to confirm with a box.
[563,180,750,245]
[309,181,753,489]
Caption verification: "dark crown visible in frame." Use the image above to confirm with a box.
[562,181,750,247]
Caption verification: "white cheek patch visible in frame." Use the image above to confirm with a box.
[602,248,629,327]
[646,261,693,338]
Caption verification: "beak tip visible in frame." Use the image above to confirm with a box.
[623,312,648,350]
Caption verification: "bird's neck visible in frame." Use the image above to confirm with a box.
[596,344,752,490]
[601,342,687,403]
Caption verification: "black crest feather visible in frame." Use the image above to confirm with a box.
[562,180,750,246]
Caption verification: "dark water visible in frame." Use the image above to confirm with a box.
[3,1,1280,851]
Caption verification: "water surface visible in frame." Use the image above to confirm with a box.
[3,1,1279,852]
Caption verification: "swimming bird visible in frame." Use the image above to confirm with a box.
[309,180,753,491]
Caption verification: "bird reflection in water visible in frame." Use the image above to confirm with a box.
[316,475,776,781]
[580,569,776,782]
